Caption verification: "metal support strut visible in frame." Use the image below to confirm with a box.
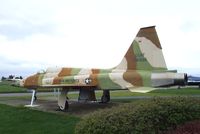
[25,89,39,107]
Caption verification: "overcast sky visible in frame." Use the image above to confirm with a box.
[0,0,200,77]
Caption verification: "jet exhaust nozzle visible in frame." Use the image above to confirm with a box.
[151,72,187,87]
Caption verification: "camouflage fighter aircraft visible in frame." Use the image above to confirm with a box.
[20,26,187,111]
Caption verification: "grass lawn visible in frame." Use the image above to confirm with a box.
[0,81,52,93]
[0,84,27,93]
[0,81,26,93]
[0,104,80,134]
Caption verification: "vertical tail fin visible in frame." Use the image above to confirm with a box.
[115,26,167,71]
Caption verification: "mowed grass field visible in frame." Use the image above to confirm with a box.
[0,81,27,93]
[0,104,80,134]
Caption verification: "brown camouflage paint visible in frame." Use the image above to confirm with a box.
[123,44,143,86]
[123,71,143,86]
[137,26,162,49]
[90,74,99,86]
[24,74,39,87]
[58,68,72,77]
[124,45,137,70]
[53,77,61,84]
[88,69,100,86]
[92,69,100,74]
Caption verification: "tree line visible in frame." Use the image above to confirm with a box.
[1,75,23,81]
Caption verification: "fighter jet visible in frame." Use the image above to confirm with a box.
[20,26,187,111]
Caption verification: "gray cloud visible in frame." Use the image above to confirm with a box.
[0,55,47,77]
[0,16,56,40]
[0,0,57,40]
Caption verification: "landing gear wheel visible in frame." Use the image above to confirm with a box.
[100,90,110,103]
[59,100,69,111]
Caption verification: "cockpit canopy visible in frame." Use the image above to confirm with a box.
[37,69,46,74]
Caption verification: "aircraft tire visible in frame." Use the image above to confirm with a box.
[64,100,69,111]
[59,100,69,111]
[101,96,109,103]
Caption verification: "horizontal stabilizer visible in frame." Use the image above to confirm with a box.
[128,87,155,93]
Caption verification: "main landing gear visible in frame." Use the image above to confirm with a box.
[26,88,111,111]
[78,89,96,102]
[100,90,110,103]
[57,89,111,111]
[58,89,69,111]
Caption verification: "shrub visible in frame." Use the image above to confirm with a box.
[75,97,200,134]
[166,120,200,134]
